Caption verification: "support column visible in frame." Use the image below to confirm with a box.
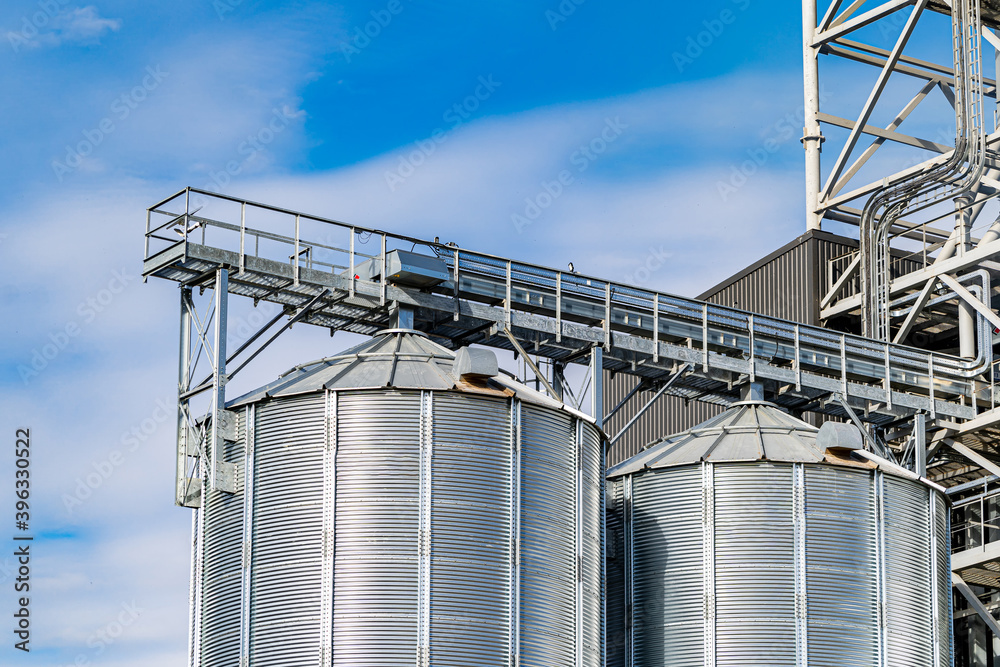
[914,412,927,477]
[552,361,565,402]
[802,0,824,231]
[177,287,193,507]
[590,346,603,431]
[957,196,977,359]
[393,303,415,330]
[954,572,1000,652]
[209,268,229,492]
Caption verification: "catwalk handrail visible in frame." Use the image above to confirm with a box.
[145,188,996,415]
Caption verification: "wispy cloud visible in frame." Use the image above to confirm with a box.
[7,5,121,52]
[0,66,812,666]
[54,5,121,42]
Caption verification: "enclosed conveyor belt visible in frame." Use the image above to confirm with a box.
[143,188,994,422]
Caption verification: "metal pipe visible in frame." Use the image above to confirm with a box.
[977,214,1000,247]
[956,195,978,358]
[803,0,824,231]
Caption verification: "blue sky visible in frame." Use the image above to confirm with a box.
[0,1,965,665]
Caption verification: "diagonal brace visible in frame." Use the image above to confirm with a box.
[609,364,691,447]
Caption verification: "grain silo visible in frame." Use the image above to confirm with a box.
[188,328,604,667]
[606,398,951,667]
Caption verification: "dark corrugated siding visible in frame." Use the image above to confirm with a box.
[604,373,724,467]
[603,230,916,468]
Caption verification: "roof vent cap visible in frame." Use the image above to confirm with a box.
[817,421,864,451]
[453,346,498,380]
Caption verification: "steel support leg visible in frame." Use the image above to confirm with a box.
[590,346,603,431]
[914,412,926,477]
[176,287,193,507]
[209,268,229,492]
[553,361,565,402]
[954,573,1000,639]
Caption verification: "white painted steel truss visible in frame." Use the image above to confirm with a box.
[806,1,1000,357]
[806,0,1000,644]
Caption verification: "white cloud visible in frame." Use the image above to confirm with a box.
[6,5,121,51]
[225,72,808,295]
[54,5,121,41]
[39,20,333,187]
[0,66,815,666]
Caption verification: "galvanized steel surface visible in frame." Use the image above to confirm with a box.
[602,230,923,467]
[609,461,950,666]
[252,393,325,666]
[334,391,421,664]
[199,411,245,667]
[189,332,603,666]
[519,405,578,666]
[227,329,459,405]
[604,482,627,667]
[428,391,512,665]
[607,401,826,477]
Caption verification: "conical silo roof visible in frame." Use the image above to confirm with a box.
[607,400,825,477]
[227,329,457,407]
[226,329,598,426]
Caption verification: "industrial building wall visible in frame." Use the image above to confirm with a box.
[604,230,905,466]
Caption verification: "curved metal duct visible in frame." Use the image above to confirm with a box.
[860,0,986,341]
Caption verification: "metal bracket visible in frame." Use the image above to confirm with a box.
[215,461,239,494]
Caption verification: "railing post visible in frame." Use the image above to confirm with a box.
[349,229,355,298]
[183,188,190,262]
[794,324,801,391]
[555,272,562,343]
[884,343,892,410]
[453,249,460,322]
[653,295,659,363]
[239,202,246,275]
[505,261,512,327]
[981,496,986,548]
[840,335,848,397]
[604,283,611,350]
[380,234,387,306]
[702,304,709,372]
[928,354,936,419]
[294,214,301,286]
[144,209,151,261]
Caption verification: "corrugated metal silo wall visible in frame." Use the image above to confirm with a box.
[603,231,922,467]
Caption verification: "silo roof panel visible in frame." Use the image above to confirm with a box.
[607,401,826,477]
[226,329,600,429]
